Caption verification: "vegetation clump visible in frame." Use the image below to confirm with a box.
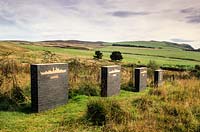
[93,50,103,59]
[110,51,123,61]
[42,50,59,63]
[86,98,131,126]
[194,64,200,78]
[69,83,100,98]
[0,52,28,111]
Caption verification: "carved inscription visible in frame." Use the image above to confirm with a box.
[40,67,66,75]
[109,69,120,74]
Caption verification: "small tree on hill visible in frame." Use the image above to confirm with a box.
[110,51,123,61]
[93,51,103,59]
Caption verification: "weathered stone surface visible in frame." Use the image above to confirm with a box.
[154,70,163,87]
[134,67,147,92]
[101,65,121,97]
[31,63,68,112]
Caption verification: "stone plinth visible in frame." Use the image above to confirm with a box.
[101,65,121,97]
[31,63,68,112]
[134,67,147,92]
[154,70,163,87]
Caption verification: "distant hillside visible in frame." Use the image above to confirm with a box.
[162,41,194,50]
[111,41,194,50]
[6,40,104,50]
[40,40,104,45]
[1,40,194,51]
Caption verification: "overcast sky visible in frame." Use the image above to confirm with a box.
[0,0,200,48]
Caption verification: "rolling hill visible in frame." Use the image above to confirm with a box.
[0,40,200,67]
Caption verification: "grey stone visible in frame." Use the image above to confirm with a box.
[31,63,68,112]
[101,65,121,97]
[134,67,147,92]
[154,70,163,87]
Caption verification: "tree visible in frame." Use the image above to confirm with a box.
[93,51,103,59]
[110,51,123,61]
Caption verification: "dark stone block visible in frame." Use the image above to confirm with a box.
[134,67,147,92]
[154,70,163,87]
[101,65,121,97]
[31,63,68,112]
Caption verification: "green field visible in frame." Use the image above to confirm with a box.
[14,41,200,67]
[0,41,200,131]
[0,91,141,132]
[109,41,193,50]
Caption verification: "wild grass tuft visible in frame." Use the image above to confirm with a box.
[86,98,132,126]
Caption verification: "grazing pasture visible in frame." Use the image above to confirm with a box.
[0,41,199,131]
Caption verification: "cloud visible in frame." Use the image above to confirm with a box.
[180,7,194,14]
[180,7,200,24]
[0,0,200,48]
[170,38,194,43]
[109,11,150,17]
[186,15,200,23]
[0,15,16,25]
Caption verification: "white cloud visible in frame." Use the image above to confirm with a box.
[0,0,200,48]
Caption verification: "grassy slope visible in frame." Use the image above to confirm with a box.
[0,80,199,131]
[97,46,200,65]
[16,42,200,66]
[0,91,141,132]
[0,41,199,131]
[110,41,193,50]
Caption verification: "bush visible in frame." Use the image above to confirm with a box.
[132,96,154,112]
[69,83,100,98]
[42,50,59,63]
[110,51,123,61]
[161,104,199,131]
[93,51,103,59]
[0,86,26,111]
[193,65,200,78]
[148,87,167,101]
[147,60,160,79]
[86,99,131,125]
[195,65,200,71]
[121,82,134,92]
[0,52,28,111]
[147,60,160,70]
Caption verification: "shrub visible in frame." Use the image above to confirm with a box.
[147,60,160,70]
[132,96,154,112]
[121,82,134,92]
[147,60,160,80]
[0,86,26,111]
[161,104,199,131]
[86,99,131,125]
[110,51,123,61]
[195,65,200,71]
[69,83,100,98]
[78,83,100,96]
[190,65,200,78]
[93,51,103,59]
[167,90,190,102]
[0,93,17,111]
[0,52,28,111]
[148,87,167,101]
[42,50,59,63]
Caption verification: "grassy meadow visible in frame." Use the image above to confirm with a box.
[0,41,200,132]
[16,41,200,66]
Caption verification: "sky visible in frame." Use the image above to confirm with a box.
[0,0,200,48]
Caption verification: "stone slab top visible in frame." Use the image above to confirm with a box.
[31,63,67,66]
[102,65,121,68]
[155,69,163,71]
[135,67,147,69]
